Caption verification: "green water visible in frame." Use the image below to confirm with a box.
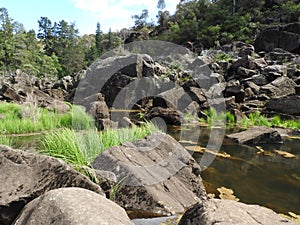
[170,125,300,215]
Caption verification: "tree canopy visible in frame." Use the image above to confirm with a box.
[0,0,299,78]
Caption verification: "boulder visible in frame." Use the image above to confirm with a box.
[144,107,183,125]
[237,67,257,78]
[154,87,190,109]
[0,146,103,225]
[253,58,268,69]
[224,84,245,103]
[261,65,288,82]
[0,84,25,102]
[52,75,75,91]
[243,74,269,86]
[188,87,207,104]
[244,81,260,95]
[44,99,70,114]
[178,199,297,225]
[75,54,161,108]
[13,188,134,225]
[92,132,207,218]
[265,95,300,116]
[266,48,297,63]
[254,23,300,54]
[226,126,282,144]
[238,44,255,57]
[260,77,296,98]
[232,55,256,71]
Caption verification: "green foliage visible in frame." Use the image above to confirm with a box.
[212,53,231,62]
[240,112,300,130]
[201,109,300,130]
[132,9,154,30]
[155,0,299,48]
[1,0,299,77]
[70,105,94,130]
[0,102,93,134]
[200,108,234,127]
[95,22,103,56]
[0,136,14,146]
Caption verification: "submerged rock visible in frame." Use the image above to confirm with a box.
[0,146,103,225]
[226,126,283,144]
[13,188,133,225]
[178,199,297,225]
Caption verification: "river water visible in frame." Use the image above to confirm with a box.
[169,125,300,215]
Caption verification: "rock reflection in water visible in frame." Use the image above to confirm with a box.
[170,125,300,215]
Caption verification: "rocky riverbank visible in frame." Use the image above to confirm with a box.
[1,132,298,225]
[1,27,300,224]
[1,39,299,127]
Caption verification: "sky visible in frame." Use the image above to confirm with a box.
[0,0,180,35]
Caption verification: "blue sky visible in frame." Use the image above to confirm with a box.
[0,0,180,35]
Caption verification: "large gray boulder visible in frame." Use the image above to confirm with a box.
[144,107,183,125]
[0,146,103,225]
[260,77,296,98]
[178,199,297,225]
[92,132,207,217]
[226,126,283,144]
[75,54,165,108]
[13,188,134,225]
[265,95,300,116]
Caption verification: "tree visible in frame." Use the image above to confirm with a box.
[37,17,85,77]
[37,17,53,55]
[157,0,166,10]
[132,9,151,30]
[157,0,170,28]
[0,8,14,71]
[107,28,113,49]
[95,22,103,55]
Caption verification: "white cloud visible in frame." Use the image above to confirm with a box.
[70,0,179,33]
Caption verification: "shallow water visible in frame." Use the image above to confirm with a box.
[170,125,300,215]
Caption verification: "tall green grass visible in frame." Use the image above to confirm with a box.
[0,102,93,134]
[240,111,300,129]
[201,108,300,130]
[39,122,159,171]
[200,108,235,127]
[0,136,14,146]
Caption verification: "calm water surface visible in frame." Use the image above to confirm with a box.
[169,125,300,215]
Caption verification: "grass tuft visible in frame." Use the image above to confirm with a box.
[0,102,94,134]
[38,122,159,174]
[0,136,14,146]
[201,108,300,130]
